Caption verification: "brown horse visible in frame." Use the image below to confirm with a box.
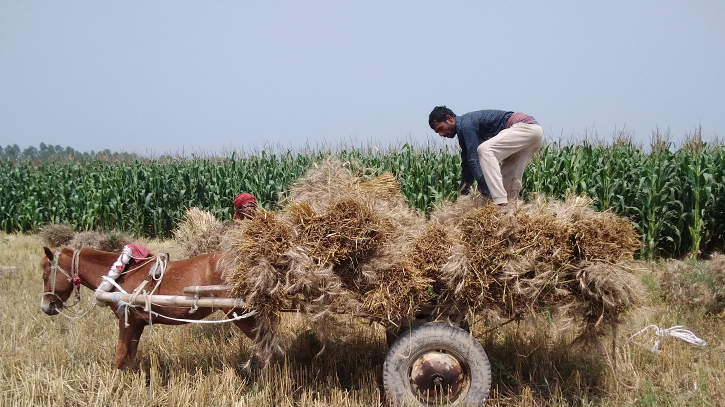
[40,246,257,369]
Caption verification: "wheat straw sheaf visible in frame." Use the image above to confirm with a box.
[213,158,644,363]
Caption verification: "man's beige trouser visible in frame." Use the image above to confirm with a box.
[476,123,543,205]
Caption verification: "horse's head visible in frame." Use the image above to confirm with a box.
[40,247,79,315]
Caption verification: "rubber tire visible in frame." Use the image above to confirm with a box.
[386,316,471,348]
[383,323,491,406]
[385,316,430,348]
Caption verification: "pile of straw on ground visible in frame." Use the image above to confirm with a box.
[660,253,725,315]
[38,223,75,247]
[173,207,226,258]
[40,223,133,253]
[68,230,133,253]
[223,158,644,362]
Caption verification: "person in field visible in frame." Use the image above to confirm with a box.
[428,106,543,212]
[233,192,258,220]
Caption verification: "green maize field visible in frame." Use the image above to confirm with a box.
[1,136,723,259]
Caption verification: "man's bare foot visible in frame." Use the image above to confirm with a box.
[497,203,510,214]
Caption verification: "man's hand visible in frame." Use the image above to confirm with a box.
[459,181,472,196]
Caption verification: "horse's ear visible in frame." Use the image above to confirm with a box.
[44,247,54,260]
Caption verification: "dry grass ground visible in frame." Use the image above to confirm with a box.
[1,232,723,406]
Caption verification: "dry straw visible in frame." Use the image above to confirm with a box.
[69,231,107,251]
[223,158,432,363]
[38,223,75,247]
[431,193,643,339]
[660,252,725,315]
[222,158,644,363]
[68,230,133,253]
[173,207,225,258]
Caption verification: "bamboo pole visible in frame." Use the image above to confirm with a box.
[94,291,247,308]
[183,285,232,294]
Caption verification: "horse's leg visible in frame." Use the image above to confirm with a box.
[126,321,146,363]
[113,316,146,369]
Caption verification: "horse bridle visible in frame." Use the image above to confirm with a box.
[43,249,82,308]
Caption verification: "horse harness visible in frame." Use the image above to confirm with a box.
[43,249,82,308]
[43,249,255,326]
[44,248,168,310]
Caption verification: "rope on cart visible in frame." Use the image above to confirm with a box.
[113,297,258,325]
[100,277,258,326]
[144,308,258,324]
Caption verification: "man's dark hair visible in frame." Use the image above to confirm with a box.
[428,106,456,128]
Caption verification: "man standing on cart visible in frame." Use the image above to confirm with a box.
[428,106,543,212]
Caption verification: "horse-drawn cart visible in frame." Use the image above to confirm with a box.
[43,161,641,407]
[43,243,495,406]
[94,284,494,406]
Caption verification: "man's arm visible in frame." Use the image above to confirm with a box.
[457,126,490,196]
[459,148,473,195]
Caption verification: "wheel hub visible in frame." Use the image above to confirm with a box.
[410,350,466,403]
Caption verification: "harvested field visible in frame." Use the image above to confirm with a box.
[2,232,724,406]
[659,252,725,315]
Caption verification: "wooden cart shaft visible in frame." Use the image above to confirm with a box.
[94,290,246,308]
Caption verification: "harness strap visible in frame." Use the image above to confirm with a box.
[106,254,168,328]
[50,250,247,329]
[45,249,81,308]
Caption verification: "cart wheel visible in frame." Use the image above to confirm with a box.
[386,315,471,348]
[383,322,491,406]
[385,316,430,348]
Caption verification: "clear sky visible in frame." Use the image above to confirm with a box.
[1,1,723,155]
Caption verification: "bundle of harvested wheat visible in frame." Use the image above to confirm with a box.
[223,210,297,362]
[410,223,455,298]
[521,194,640,262]
[223,158,643,363]
[223,159,431,363]
[429,193,643,337]
[572,215,640,263]
[289,198,389,266]
[226,210,294,308]
[281,158,426,314]
[361,258,433,323]
[574,261,643,335]
[173,207,225,258]
[68,231,105,251]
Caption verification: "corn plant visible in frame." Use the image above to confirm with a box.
[707,144,725,252]
[678,130,718,259]
[1,140,723,257]
[627,138,683,259]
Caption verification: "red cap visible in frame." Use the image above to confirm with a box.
[234,193,256,210]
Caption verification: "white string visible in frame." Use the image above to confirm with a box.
[629,325,707,353]
[102,291,257,325]
[148,254,168,282]
[100,276,128,294]
[56,302,97,320]
[146,309,258,324]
